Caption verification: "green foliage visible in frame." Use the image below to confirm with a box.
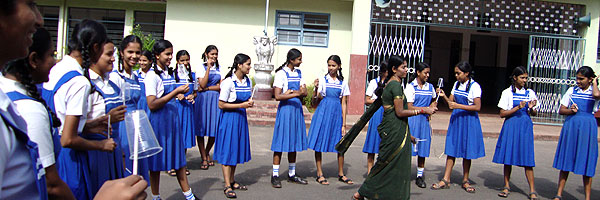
[131,24,155,52]
[303,84,315,112]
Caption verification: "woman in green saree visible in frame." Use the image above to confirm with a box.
[352,56,437,200]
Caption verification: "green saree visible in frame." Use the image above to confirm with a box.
[358,80,412,200]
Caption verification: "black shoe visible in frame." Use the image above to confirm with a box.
[271,176,282,188]
[287,175,308,185]
[415,176,426,188]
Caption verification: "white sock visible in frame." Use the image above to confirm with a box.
[183,188,195,200]
[288,163,296,177]
[273,165,280,177]
[152,194,161,200]
[417,167,424,177]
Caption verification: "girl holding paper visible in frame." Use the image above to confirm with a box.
[552,66,599,200]
[405,62,437,188]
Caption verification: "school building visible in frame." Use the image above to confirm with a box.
[36,0,600,124]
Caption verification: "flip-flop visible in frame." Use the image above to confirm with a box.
[462,181,476,193]
[231,182,248,191]
[528,192,539,200]
[498,187,510,198]
[316,176,329,185]
[223,186,236,198]
[338,175,354,185]
[200,160,209,170]
[166,169,177,176]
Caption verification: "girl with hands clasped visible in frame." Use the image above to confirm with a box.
[552,66,599,200]
[144,40,196,200]
[195,45,221,170]
[493,66,538,199]
[432,61,485,194]
[307,55,352,185]
[215,53,254,198]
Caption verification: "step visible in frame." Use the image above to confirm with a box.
[248,118,360,130]
[246,109,312,120]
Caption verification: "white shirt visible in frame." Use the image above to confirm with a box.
[365,78,379,100]
[560,86,600,112]
[273,67,305,93]
[219,75,252,102]
[450,79,481,105]
[87,70,117,119]
[144,69,172,98]
[404,79,436,103]
[497,87,539,110]
[0,77,55,168]
[175,65,193,83]
[195,63,220,79]
[43,55,91,134]
[0,88,40,200]
[317,75,350,98]
[109,69,135,90]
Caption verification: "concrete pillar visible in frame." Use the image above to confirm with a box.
[56,0,68,59]
[124,9,135,37]
[461,32,471,62]
[497,35,509,68]
[347,0,371,115]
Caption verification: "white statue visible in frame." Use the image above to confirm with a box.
[253,35,278,65]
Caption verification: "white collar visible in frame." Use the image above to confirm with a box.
[232,74,247,85]
[283,66,298,73]
[325,74,340,82]
[63,55,84,73]
[411,79,429,89]
[0,76,27,95]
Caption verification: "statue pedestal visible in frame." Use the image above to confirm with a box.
[253,63,274,100]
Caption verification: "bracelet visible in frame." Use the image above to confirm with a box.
[420,108,424,114]
[414,110,418,116]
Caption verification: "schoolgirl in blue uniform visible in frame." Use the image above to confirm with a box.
[493,66,539,199]
[109,35,151,183]
[196,45,221,170]
[42,20,117,200]
[135,50,153,115]
[363,60,388,175]
[169,50,196,176]
[432,61,484,193]
[308,55,353,185]
[144,40,197,200]
[405,62,438,188]
[2,27,75,200]
[86,41,128,196]
[215,53,254,198]
[552,66,599,200]
[270,48,308,188]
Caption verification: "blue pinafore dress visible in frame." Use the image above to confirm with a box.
[444,81,485,159]
[408,82,434,157]
[86,81,125,197]
[196,64,221,137]
[147,72,186,171]
[363,78,383,154]
[41,70,93,200]
[553,87,599,177]
[307,76,344,153]
[214,77,252,166]
[7,91,62,166]
[271,69,308,152]
[175,71,196,148]
[493,88,535,167]
[1,108,48,200]
[114,73,150,183]
[137,69,151,115]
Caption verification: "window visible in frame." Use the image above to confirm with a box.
[37,6,59,52]
[134,11,165,40]
[276,11,330,47]
[68,8,125,46]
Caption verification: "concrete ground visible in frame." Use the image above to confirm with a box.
[148,125,600,200]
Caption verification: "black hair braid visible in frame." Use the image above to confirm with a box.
[337,67,344,81]
[174,64,180,83]
[275,62,286,73]
[80,47,96,94]
[118,52,124,73]
[152,57,161,76]
[167,65,174,78]
[186,64,193,82]
[225,66,235,79]
[375,68,395,97]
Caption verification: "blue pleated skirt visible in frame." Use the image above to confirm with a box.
[444,109,485,159]
[492,114,535,167]
[214,108,251,166]
[409,114,432,157]
[307,97,343,153]
[363,106,383,154]
[117,117,150,183]
[178,99,196,148]
[57,147,93,200]
[271,98,308,152]
[196,91,221,137]
[553,113,598,177]
[147,100,186,171]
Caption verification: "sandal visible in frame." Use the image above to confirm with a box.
[552,195,562,200]
[528,192,539,200]
[462,181,476,193]
[351,192,364,200]
[338,175,354,185]
[497,187,510,198]
[200,160,209,170]
[316,176,329,185]
[431,179,450,190]
[185,169,190,175]
[231,181,248,190]
[167,169,177,176]
[223,186,237,198]
[208,159,215,166]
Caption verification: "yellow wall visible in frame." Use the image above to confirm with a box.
[164,0,353,84]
